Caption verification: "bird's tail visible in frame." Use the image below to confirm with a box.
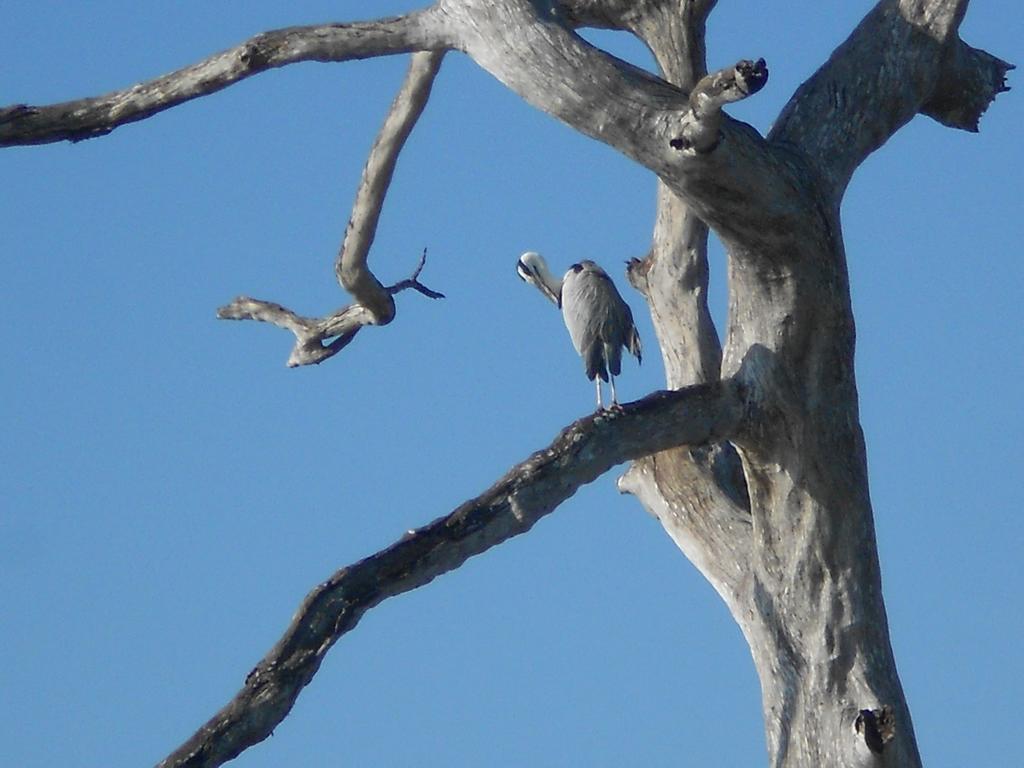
[628,326,642,365]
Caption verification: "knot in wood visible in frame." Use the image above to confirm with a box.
[736,58,769,96]
[239,41,270,70]
[854,705,895,754]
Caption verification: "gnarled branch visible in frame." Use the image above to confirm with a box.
[1,0,800,262]
[158,379,747,768]
[217,47,445,367]
[336,50,445,325]
[670,58,768,153]
[217,250,444,367]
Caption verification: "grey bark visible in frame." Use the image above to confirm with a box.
[216,50,447,368]
[216,249,444,367]
[1,1,1011,767]
[0,13,448,146]
[159,382,745,768]
[336,50,445,326]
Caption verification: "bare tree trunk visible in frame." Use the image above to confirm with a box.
[1,1,1011,766]
[616,4,916,764]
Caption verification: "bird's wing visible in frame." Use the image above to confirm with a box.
[561,268,612,380]
[563,264,643,379]
[561,268,605,358]
[596,272,641,366]
[602,285,639,376]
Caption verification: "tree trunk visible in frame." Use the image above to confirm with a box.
[601,2,1004,765]
[613,15,923,768]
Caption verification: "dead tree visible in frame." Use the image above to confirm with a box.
[1,1,1011,766]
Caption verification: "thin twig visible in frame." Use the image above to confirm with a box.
[386,248,446,299]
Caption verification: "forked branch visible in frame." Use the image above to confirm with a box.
[157,380,746,768]
[217,250,444,367]
[1,1,796,262]
[217,48,445,367]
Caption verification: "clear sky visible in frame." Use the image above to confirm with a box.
[1,2,1020,766]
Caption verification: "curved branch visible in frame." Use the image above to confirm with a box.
[0,11,446,147]
[336,50,445,325]
[157,379,746,768]
[444,0,817,259]
[219,47,444,366]
[217,250,444,367]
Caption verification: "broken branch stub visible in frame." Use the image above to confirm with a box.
[670,58,769,152]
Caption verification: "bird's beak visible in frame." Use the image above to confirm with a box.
[540,281,560,306]
[516,259,531,283]
[518,260,560,306]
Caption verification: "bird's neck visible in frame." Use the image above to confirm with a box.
[534,261,563,298]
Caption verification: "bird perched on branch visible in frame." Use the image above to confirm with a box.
[516,251,641,409]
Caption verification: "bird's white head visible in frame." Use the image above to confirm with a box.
[516,251,562,306]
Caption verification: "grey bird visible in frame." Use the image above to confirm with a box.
[517,251,641,409]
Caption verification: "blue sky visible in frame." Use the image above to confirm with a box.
[1,2,1020,766]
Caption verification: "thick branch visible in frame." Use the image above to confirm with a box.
[622,193,752,600]
[623,0,721,386]
[4,0,806,259]
[158,380,746,768]
[558,0,717,39]
[217,251,444,367]
[624,0,718,88]
[445,0,814,257]
[619,443,751,602]
[0,12,446,146]
[603,1,750,604]
[556,0,642,30]
[336,51,445,324]
[771,0,1010,198]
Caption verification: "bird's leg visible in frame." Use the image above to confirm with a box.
[609,374,619,406]
[595,378,603,409]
